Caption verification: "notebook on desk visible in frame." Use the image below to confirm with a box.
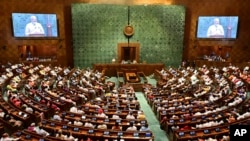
[145,132,151,137]
[117,131,123,136]
[104,118,109,122]
[103,131,110,135]
[62,125,67,129]
[50,123,55,127]
[116,119,121,123]
[204,129,210,134]
[179,132,185,137]
[190,131,196,136]
[88,129,94,134]
[15,132,21,136]
[133,132,139,137]
[25,135,31,139]
[41,120,47,125]
[215,127,220,132]
[169,119,175,123]
[92,117,97,121]
[73,127,79,132]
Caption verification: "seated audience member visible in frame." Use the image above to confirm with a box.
[227,115,236,123]
[137,111,146,120]
[9,116,22,127]
[132,97,139,103]
[27,122,36,132]
[11,96,22,107]
[112,114,121,119]
[21,104,34,114]
[140,123,150,131]
[60,95,76,106]
[69,106,77,113]
[0,132,20,141]
[126,112,135,120]
[35,126,49,136]
[126,122,137,131]
[53,112,62,121]
[84,121,95,128]
[47,101,60,111]
[0,109,5,118]
[65,132,78,141]
[222,135,230,141]
[56,129,67,140]
[97,123,108,130]
[33,93,41,102]
[74,119,83,126]
[96,108,107,118]
[198,136,205,141]
[112,122,122,131]
[85,137,93,141]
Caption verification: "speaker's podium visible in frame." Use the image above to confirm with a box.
[209,35,224,38]
[28,34,45,37]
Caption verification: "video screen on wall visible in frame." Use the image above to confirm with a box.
[12,13,58,38]
[196,16,239,39]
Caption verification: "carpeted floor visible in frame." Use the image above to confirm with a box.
[106,76,170,141]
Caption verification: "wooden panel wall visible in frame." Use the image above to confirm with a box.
[0,0,250,67]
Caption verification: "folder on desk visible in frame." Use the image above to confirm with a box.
[215,128,220,132]
[104,131,110,135]
[133,132,139,137]
[42,120,47,125]
[50,123,55,127]
[179,132,185,137]
[62,125,67,129]
[88,129,94,134]
[169,119,174,123]
[190,131,196,136]
[204,129,210,134]
[145,132,151,137]
[179,119,184,122]
[117,131,123,136]
[74,127,79,132]
[104,118,109,122]
[15,132,21,136]
[25,135,31,139]
[116,119,121,123]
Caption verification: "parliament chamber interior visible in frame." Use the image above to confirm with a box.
[0,0,250,141]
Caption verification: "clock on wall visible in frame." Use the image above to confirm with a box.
[124,25,134,37]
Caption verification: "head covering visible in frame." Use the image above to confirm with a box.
[98,108,103,114]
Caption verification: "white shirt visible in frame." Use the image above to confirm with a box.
[207,24,225,37]
[126,126,137,131]
[126,114,135,120]
[25,22,45,36]
[0,137,20,141]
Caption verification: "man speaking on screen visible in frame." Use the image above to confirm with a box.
[25,15,45,37]
[207,18,225,38]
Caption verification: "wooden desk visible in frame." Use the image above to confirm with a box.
[126,72,140,83]
[93,63,165,77]
[195,60,231,68]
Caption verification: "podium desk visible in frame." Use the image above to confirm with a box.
[93,63,165,77]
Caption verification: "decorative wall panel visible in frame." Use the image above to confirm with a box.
[72,4,185,68]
